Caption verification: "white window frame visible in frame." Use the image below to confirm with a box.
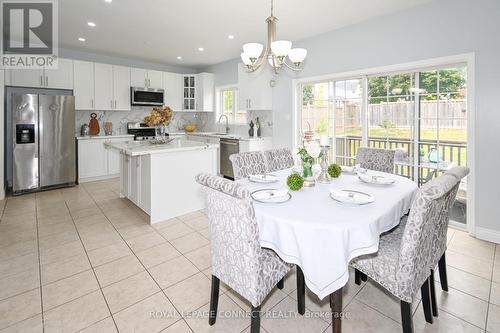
[215,85,246,124]
[293,53,475,235]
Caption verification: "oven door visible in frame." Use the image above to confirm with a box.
[131,87,164,106]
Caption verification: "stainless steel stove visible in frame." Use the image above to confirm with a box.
[127,122,160,140]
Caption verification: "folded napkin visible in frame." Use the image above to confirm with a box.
[329,189,375,204]
[358,173,395,185]
[249,174,279,183]
[252,189,289,201]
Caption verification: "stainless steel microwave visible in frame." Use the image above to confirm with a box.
[130,87,164,106]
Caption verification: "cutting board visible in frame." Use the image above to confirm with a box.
[89,113,100,136]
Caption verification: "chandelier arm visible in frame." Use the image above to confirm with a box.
[282,59,302,72]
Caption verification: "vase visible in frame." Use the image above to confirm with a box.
[302,161,316,187]
[155,125,166,138]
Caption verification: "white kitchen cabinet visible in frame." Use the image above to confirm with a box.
[238,63,273,110]
[73,60,95,110]
[131,68,162,89]
[94,64,131,111]
[78,139,108,180]
[6,69,43,87]
[147,70,163,89]
[113,65,131,111]
[78,136,133,182]
[182,75,196,111]
[239,138,273,152]
[44,58,74,89]
[124,155,151,212]
[163,72,183,110]
[6,58,73,89]
[196,72,214,112]
[94,63,114,110]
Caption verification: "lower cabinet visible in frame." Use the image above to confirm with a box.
[77,137,131,182]
[120,154,151,213]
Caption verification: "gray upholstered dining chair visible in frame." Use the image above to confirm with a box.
[351,170,465,333]
[430,166,469,305]
[263,148,295,172]
[229,151,268,180]
[195,173,303,333]
[356,147,396,173]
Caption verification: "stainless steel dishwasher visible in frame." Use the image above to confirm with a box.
[220,138,239,179]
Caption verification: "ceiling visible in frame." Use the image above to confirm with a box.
[59,0,433,68]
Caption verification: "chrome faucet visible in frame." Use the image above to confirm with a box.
[218,114,230,134]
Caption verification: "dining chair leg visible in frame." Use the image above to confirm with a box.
[400,301,414,333]
[429,270,438,317]
[277,278,284,290]
[297,266,305,315]
[421,277,433,324]
[250,306,261,333]
[355,269,361,285]
[438,253,448,292]
[209,275,220,325]
[330,288,343,333]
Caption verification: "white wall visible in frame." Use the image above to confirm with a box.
[202,0,500,240]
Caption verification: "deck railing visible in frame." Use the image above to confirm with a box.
[334,136,467,182]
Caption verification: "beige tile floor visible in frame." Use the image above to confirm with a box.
[0,178,498,333]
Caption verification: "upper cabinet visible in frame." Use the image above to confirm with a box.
[196,73,214,112]
[182,73,214,112]
[6,58,73,89]
[238,63,273,111]
[131,68,162,89]
[73,60,95,110]
[163,72,183,111]
[94,63,131,111]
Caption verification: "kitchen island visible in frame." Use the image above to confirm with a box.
[106,138,218,224]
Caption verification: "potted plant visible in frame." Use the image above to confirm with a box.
[297,141,322,187]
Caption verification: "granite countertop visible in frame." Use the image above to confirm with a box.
[105,137,218,156]
[76,134,134,140]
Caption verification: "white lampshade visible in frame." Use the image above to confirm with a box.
[243,43,264,59]
[241,53,252,65]
[271,40,292,57]
[288,48,307,64]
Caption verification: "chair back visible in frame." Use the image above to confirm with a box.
[356,147,395,173]
[264,148,294,172]
[195,173,265,304]
[396,170,465,298]
[229,151,268,180]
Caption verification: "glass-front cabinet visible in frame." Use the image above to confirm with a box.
[183,75,196,111]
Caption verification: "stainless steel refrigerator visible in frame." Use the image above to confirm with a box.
[6,88,76,194]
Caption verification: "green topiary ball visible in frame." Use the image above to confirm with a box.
[327,164,342,178]
[287,173,304,191]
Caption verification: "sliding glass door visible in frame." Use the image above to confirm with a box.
[298,65,468,225]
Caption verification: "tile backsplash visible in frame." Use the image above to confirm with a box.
[75,108,273,138]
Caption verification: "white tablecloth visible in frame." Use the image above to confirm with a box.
[238,169,418,300]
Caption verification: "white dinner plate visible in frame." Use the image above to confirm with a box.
[358,173,396,185]
[251,189,291,203]
[329,189,375,205]
[248,174,279,183]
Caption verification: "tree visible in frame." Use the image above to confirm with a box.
[302,85,314,105]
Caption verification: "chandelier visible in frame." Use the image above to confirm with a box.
[240,0,307,74]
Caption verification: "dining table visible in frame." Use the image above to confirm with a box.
[238,168,418,332]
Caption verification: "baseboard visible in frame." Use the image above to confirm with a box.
[475,226,500,244]
[79,174,119,183]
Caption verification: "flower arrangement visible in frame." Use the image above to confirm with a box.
[297,141,322,178]
[144,106,173,127]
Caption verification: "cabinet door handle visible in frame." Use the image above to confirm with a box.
[91,99,94,108]
[114,100,117,109]
[45,76,48,87]
[111,100,113,109]
[40,75,43,86]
